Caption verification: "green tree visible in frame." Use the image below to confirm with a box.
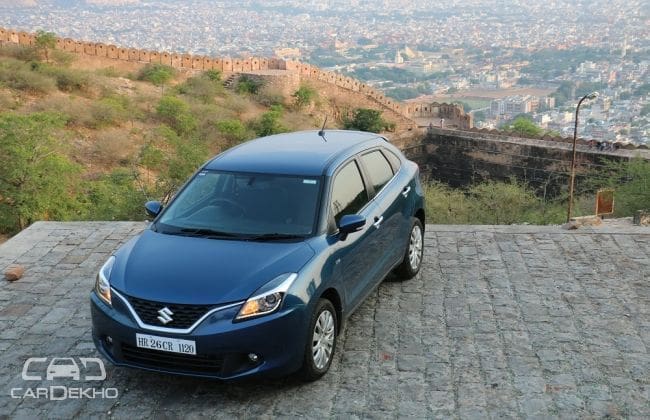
[83,169,145,221]
[156,96,197,136]
[138,127,208,201]
[0,113,81,232]
[34,30,56,63]
[503,116,543,137]
[204,69,222,81]
[176,73,223,104]
[292,85,317,109]
[236,75,263,95]
[469,180,539,224]
[216,119,249,143]
[344,108,386,133]
[252,105,287,137]
[591,158,650,217]
[138,64,175,95]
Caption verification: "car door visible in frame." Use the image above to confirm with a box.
[326,159,383,311]
[358,149,411,275]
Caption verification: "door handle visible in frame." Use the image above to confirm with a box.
[402,186,411,198]
[373,216,384,229]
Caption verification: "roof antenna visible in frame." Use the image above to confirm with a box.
[318,116,328,141]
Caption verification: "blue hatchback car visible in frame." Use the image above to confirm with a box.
[91,130,425,381]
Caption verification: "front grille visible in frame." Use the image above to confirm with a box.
[121,344,224,374]
[125,295,215,329]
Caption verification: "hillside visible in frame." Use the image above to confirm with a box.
[0,43,351,234]
[1,37,648,237]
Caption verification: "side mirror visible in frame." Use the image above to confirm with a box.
[144,201,162,219]
[338,214,365,240]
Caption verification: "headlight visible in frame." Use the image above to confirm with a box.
[235,273,298,320]
[95,256,115,306]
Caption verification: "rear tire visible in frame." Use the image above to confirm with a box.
[299,299,337,382]
[395,218,424,280]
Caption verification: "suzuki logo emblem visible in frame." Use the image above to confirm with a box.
[157,307,174,325]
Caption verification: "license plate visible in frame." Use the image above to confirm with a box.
[136,333,196,355]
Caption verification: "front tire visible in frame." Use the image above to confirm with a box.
[395,218,424,280]
[299,299,337,381]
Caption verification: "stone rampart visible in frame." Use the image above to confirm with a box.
[0,27,471,130]
[403,128,650,194]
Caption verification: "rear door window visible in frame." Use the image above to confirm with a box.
[330,160,369,224]
[360,150,394,195]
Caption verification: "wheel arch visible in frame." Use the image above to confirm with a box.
[319,287,343,331]
[414,207,425,231]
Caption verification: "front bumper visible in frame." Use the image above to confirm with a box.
[90,291,308,380]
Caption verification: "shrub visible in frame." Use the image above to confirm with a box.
[156,96,197,136]
[215,119,249,143]
[423,178,567,225]
[138,63,174,93]
[50,50,74,67]
[34,30,56,63]
[293,84,317,109]
[222,93,252,116]
[256,88,285,107]
[0,112,81,233]
[37,65,90,93]
[204,69,222,81]
[91,128,135,166]
[251,105,287,137]
[502,116,543,137]
[344,108,388,133]
[176,74,223,103]
[236,75,263,95]
[89,96,130,128]
[589,158,650,217]
[468,180,540,224]
[83,169,146,221]
[0,58,56,94]
[156,96,189,122]
[137,127,209,201]
[0,44,40,61]
[33,95,86,124]
[95,66,125,78]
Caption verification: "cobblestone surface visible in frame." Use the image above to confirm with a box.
[0,221,649,418]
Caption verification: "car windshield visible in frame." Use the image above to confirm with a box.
[156,170,322,239]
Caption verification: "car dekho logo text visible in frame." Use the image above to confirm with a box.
[10,357,119,400]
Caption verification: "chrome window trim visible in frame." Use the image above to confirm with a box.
[111,288,243,334]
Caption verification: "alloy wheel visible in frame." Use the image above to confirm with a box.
[408,224,423,271]
[311,309,335,369]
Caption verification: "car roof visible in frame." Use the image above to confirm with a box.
[204,130,387,176]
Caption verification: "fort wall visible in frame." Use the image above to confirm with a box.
[403,128,649,194]
[0,27,470,130]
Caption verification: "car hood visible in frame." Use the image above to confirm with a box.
[110,229,314,305]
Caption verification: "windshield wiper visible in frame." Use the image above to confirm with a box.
[246,233,306,241]
[177,228,243,239]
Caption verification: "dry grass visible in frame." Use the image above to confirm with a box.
[0,88,18,111]
[91,127,142,167]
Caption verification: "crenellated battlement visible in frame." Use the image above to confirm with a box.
[0,27,472,131]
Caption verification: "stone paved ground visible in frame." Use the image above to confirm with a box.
[0,221,648,419]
